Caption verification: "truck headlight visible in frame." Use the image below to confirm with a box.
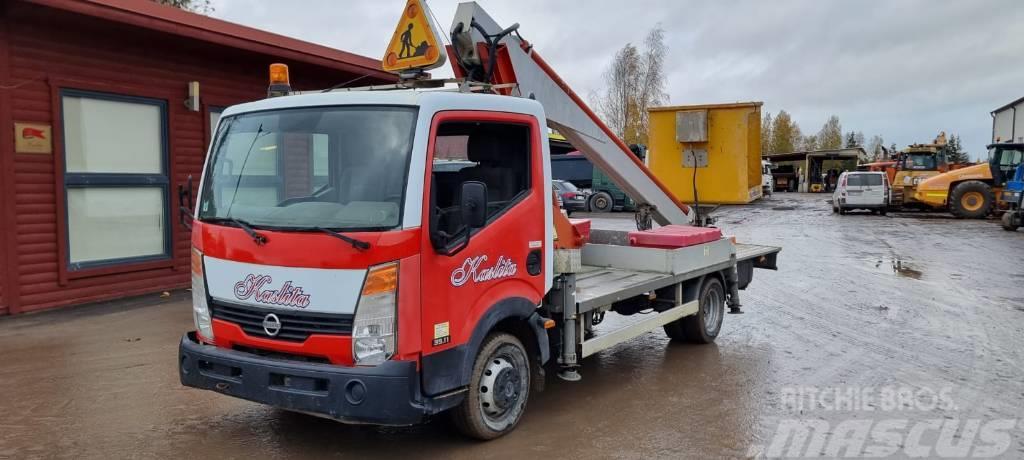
[353,262,398,365]
[191,248,214,341]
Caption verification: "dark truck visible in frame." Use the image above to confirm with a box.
[550,136,642,212]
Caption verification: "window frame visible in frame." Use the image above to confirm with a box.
[59,88,172,272]
[425,111,538,253]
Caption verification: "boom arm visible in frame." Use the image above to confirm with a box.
[449,2,692,226]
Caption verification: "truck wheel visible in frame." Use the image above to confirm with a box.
[589,192,614,213]
[949,181,994,219]
[665,277,725,344]
[1003,212,1020,231]
[450,333,530,440]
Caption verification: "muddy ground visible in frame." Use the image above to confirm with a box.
[1,193,1022,459]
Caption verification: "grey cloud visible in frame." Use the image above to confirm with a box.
[210,0,1023,158]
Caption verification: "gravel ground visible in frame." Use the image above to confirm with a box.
[1,192,1022,459]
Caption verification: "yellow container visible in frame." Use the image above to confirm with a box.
[647,102,763,204]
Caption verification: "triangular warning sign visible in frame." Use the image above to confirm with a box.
[382,0,447,73]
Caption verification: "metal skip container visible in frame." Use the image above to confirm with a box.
[647,102,764,204]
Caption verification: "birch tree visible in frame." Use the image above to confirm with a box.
[594,25,668,145]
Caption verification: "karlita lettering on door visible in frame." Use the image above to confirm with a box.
[450,255,517,287]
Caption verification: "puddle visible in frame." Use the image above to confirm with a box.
[771,206,797,211]
[867,255,924,280]
[891,258,923,279]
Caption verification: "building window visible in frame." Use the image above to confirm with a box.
[61,90,170,270]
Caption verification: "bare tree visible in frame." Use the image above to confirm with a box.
[761,112,774,155]
[594,25,667,145]
[154,0,214,14]
[817,115,843,150]
[867,135,885,161]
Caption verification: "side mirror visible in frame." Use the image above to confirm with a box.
[434,181,488,257]
[178,175,194,230]
[461,181,488,230]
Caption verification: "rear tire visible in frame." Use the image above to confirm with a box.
[665,277,725,344]
[450,333,530,440]
[589,192,614,213]
[949,181,994,219]
[839,207,847,215]
[879,209,887,216]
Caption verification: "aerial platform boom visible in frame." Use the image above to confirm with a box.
[449,2,692,226]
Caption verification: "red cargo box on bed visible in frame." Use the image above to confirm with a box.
[628,225,722,249]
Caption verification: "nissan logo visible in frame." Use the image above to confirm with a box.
[262,313,282,337]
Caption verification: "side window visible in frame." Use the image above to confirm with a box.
[430,121,531,242]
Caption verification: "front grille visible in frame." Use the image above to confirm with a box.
[210,301,353,342]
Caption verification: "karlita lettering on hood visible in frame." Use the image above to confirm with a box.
[450,255,517,287]
[234,274,311,308]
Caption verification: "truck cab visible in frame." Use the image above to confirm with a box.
[889,145,946,207]
[181,89,554,429]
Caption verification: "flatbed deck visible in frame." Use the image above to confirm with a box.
[572,240,780,313]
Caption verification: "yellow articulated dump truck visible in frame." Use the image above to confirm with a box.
[889,133,951,208]
[647,102,763,205]
[914,142,1024,218]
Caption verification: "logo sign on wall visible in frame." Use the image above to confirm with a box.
[14,122,52,154]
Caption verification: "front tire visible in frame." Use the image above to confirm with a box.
[450,333,530,440]
[589,192,614,213]
[949,181,994,219]
[665,277,725,344]
[1003,212,1020,231]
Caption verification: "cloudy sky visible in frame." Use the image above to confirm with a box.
[209,0,1024,159]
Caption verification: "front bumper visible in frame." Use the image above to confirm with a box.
[179,332,448,426]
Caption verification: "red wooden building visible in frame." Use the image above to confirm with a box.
[0,0,395,315]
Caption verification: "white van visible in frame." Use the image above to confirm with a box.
[833,171,889,215]
[762,160,774,196]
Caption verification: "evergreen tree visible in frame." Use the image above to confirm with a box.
[945,134,969,164]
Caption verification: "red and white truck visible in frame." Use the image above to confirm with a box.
[178,1,779,439]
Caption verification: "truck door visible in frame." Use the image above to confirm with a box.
[418,111,547,395]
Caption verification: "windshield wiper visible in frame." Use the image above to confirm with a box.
[204,217,267,245]
[314,227,371,251]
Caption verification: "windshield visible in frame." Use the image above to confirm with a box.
[903,153,936,170]
[199,106,417,230]
[991,147,1024,166]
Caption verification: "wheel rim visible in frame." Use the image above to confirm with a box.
[703,286,723,335]
[961,192,984,212]
[477,345,528,431]
[595,196,609,209]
